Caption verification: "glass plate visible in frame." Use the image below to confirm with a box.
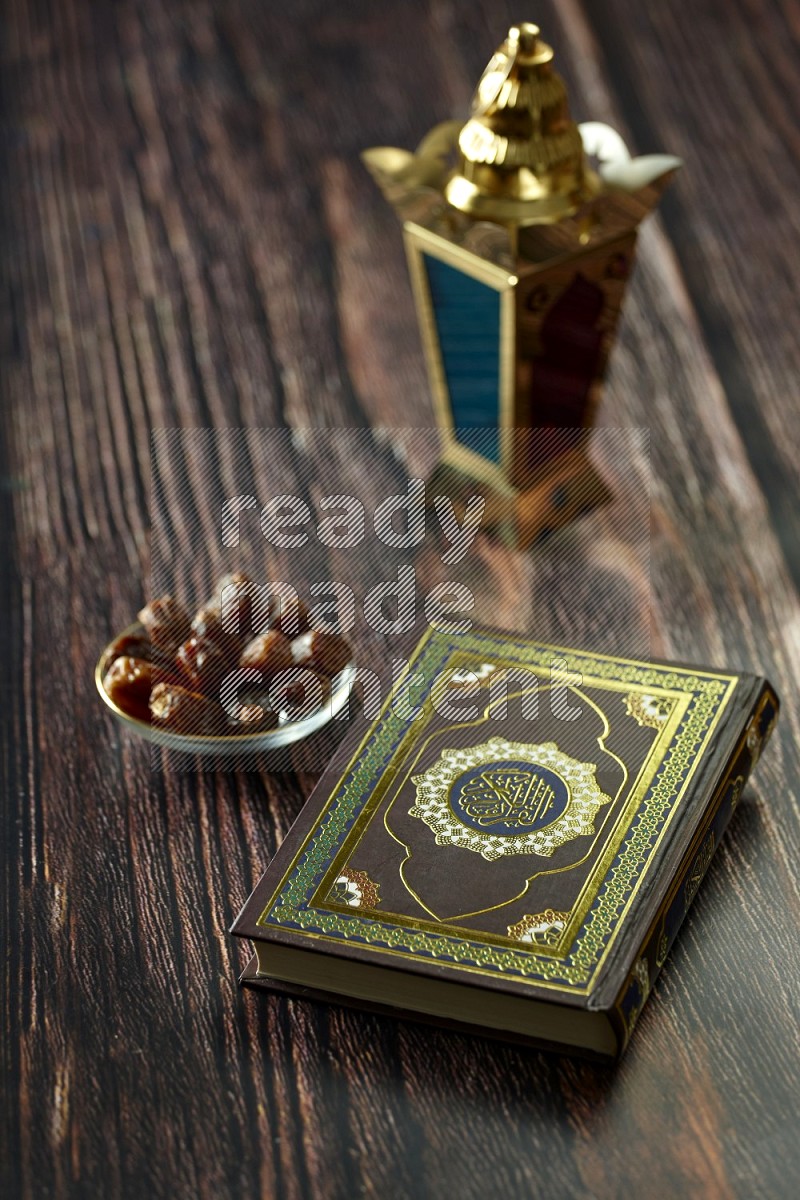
[95,623,357,757]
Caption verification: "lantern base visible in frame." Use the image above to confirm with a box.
[428,446,611,551]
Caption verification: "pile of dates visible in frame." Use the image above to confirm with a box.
[102,572,352,736]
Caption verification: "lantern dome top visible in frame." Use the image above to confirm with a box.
[445,23,601,226]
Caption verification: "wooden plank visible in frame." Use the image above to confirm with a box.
[1,1,798,1198]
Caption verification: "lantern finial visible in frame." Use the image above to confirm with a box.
[445,23,598,226]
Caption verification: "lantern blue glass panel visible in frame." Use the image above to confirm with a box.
[422,253,502,464]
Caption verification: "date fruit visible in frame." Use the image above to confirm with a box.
[239,629,294,678]
[137,596,191,655]
[227,703,279,734]
[190,604,241,663]
[149,682,225,735]
[176,634,229,698]
[107,631,153,665]
[103,656,153,723]
[214,571,260,641]
[291,630,351,677]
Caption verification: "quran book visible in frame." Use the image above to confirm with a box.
[232,625,779,1058]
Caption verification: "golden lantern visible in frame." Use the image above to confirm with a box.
[363,22,680,547]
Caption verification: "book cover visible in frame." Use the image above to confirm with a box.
[232,625,779,1058]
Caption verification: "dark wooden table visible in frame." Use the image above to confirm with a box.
[3,1,799,1197]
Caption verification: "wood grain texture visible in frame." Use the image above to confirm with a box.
[1,1,799,1197]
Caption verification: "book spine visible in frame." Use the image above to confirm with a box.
[608,682,780,1054]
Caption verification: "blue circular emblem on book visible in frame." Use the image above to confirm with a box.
[448,759,570,837]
